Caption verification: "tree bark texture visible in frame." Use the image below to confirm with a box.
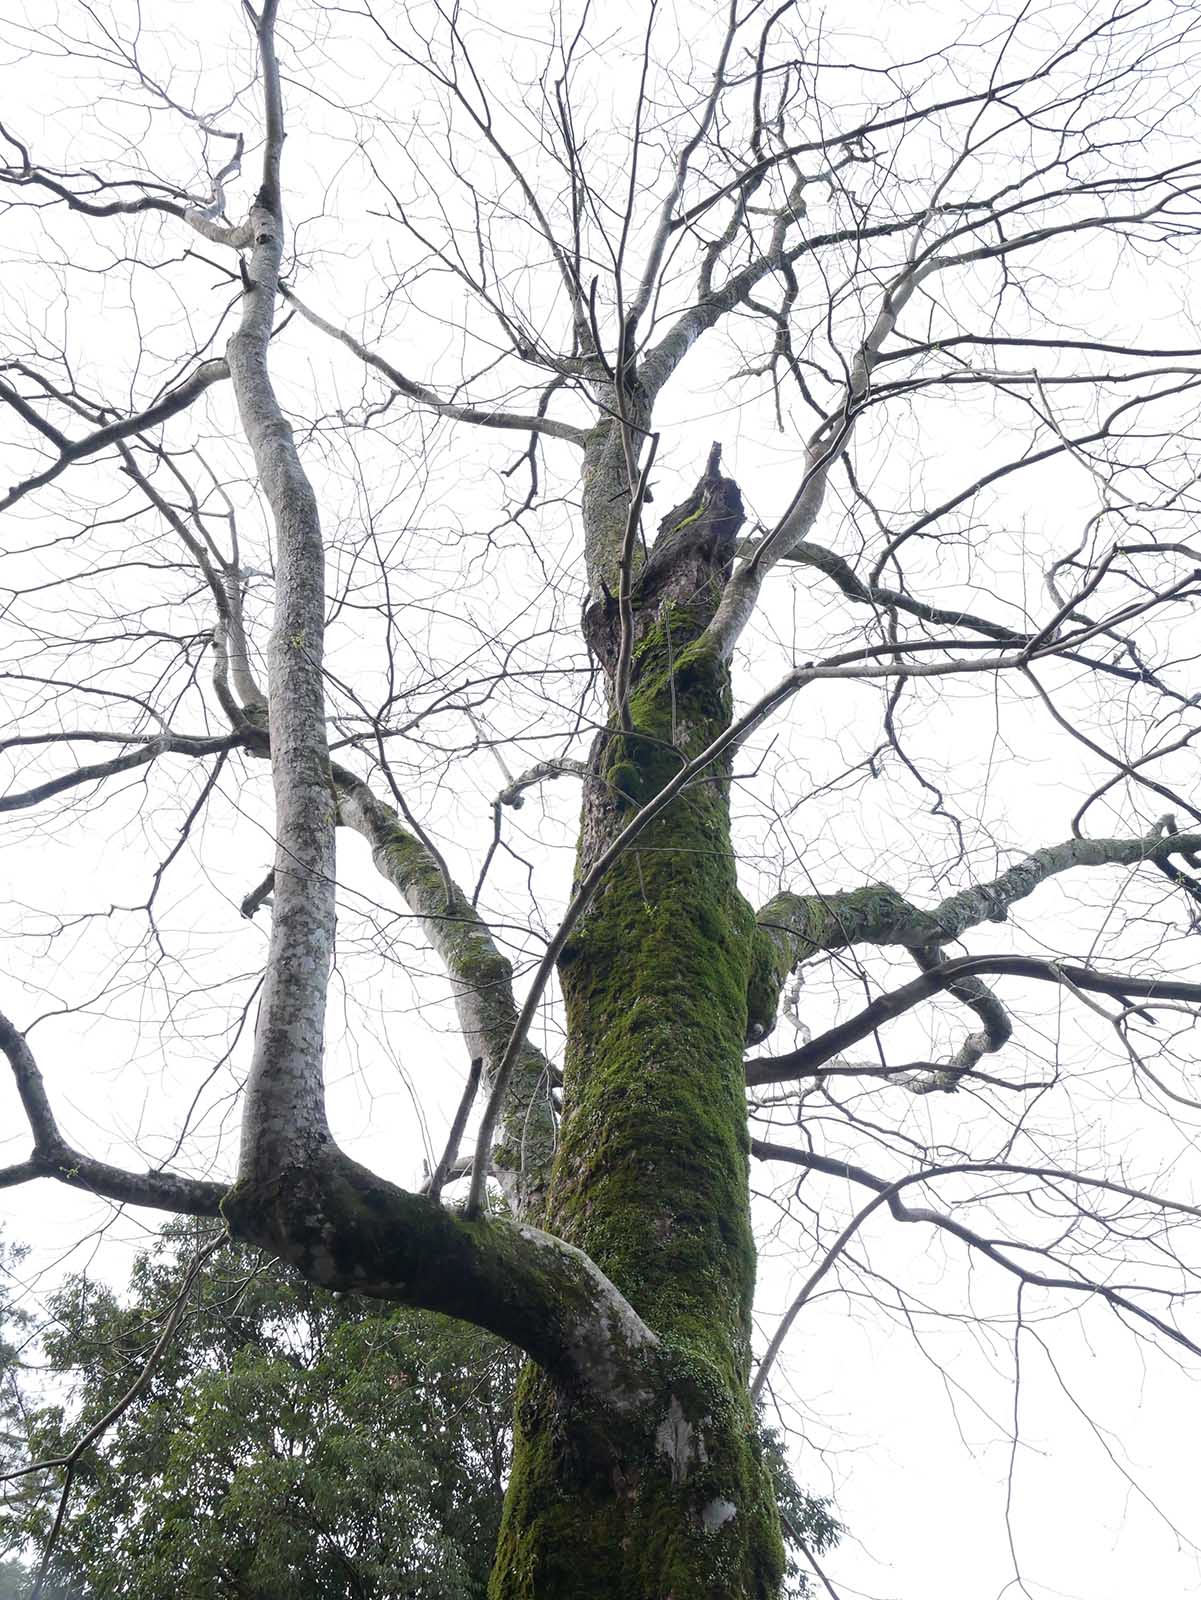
[491,461,786,1599]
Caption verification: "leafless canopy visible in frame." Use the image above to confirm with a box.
[2,0,1201,1589]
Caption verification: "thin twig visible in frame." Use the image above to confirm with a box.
[428,1058,483,1203]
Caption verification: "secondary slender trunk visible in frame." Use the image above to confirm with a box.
[490,464,785,1599]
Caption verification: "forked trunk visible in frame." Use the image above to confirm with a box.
[491,462,786,1599]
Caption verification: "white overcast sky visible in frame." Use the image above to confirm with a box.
[2,2,1201,1596]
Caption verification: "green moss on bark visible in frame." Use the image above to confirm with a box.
[492,1355,783,1600]
[221,1154,652,1395]
[758,881,918,963]
[556,623,755,1381]
[746,925,791,1043]
[494,598,784,1597]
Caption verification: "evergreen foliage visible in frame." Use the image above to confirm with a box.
[2,1225,837,1597]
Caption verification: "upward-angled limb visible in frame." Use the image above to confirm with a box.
[756,823,1201,974]
[745,823,1201,1081]
[282,290,589,447]
[0,360,230,513]
[334,766,557,1220]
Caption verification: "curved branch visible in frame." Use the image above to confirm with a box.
[283,289,587,446]
[221,1145,658,1407]
[0,359,230,512]
[0,152,191,222]
[756,825,1201,981]
[0,1011,225,1216]
[906,941,1012,1090]
[747,953,1201,1087]
[749,1144,1201,1399]
[773,536,1024,643]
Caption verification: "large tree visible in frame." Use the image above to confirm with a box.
[2,1,1201,1594]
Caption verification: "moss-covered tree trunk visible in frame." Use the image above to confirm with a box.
[490,458,785,1599]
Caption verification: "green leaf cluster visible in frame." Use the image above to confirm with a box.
[9,1221,520,1599]
[758,1425,842,1598]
